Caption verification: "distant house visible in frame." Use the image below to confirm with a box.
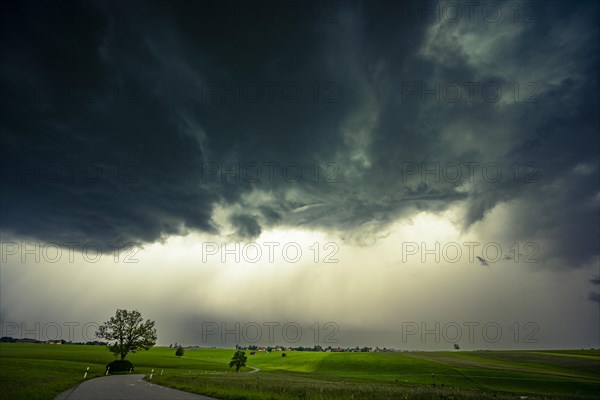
[46,340,62,344]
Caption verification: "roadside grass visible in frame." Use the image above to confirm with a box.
[0,357,105,400]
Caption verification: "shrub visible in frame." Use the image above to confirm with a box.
[106,359,134,374]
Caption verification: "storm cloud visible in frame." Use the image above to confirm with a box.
[2,0,598,266]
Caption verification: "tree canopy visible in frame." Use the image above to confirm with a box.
[229,350,247,372]
[96,309,157,360]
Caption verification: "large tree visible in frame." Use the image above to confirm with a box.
[229,350,247,372]
[96,309,157,360]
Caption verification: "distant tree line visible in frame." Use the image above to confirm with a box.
[0,337,107,345]
[235,344,395,353]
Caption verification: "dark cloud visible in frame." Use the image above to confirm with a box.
[589,276,600,303]
[258,206,281,224]
[229,213,262,240]
[1,0,598,271]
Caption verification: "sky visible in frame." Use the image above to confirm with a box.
[0,0,599,351]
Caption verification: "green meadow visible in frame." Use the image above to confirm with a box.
[0,344,598,400]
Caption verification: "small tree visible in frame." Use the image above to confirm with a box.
[229,350,247,372]
[454,343,460,351]
[96,309,157,360]
[176,346,185,357]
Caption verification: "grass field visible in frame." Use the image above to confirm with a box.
[0,344,598,400]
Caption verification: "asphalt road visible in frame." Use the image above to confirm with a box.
[55,374,218,400]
